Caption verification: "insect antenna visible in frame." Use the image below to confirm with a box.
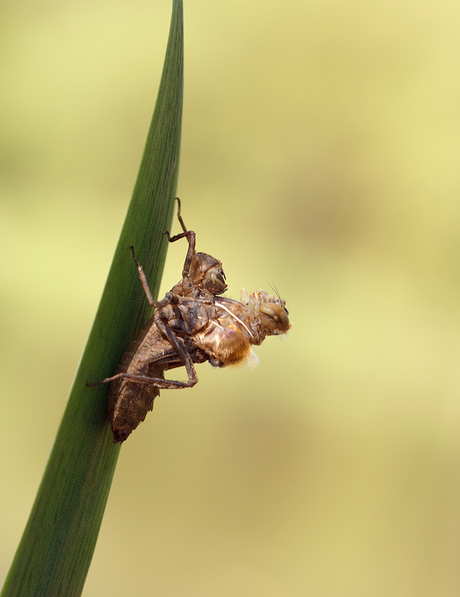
[269,282,282,300]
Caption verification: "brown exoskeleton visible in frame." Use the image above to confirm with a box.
[88,199,290,443]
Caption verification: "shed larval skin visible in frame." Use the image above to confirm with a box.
[88,199,290,443]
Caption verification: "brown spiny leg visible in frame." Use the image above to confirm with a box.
[130,246,177,309]
[155,314,199,386]
[164,198,196,278]
[87,320,198,390]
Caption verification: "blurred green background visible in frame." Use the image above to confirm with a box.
[2,1,460,595]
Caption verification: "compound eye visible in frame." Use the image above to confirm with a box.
[204,268,227,293]
[259,303,290,330]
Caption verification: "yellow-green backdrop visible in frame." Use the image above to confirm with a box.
[2,1,460,596]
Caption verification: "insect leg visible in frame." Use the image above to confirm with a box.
[174,197,187,233]
[164,198,196,278]
[87,372,195,390]
[130,246,176,309]
[87,317,198,390]
[156,316,199,387]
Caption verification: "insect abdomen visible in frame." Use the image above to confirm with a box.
[108,375,161,443]
[108,318,164,443]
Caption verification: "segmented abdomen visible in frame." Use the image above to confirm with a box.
[108,318,166,443]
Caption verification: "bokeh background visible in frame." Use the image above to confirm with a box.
[2,1,460,595]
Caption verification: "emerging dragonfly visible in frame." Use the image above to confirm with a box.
[88,199,290,443]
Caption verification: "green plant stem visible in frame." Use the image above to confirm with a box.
[1,2,183,596]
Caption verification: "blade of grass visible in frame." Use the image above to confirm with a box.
[1,2,183,596]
